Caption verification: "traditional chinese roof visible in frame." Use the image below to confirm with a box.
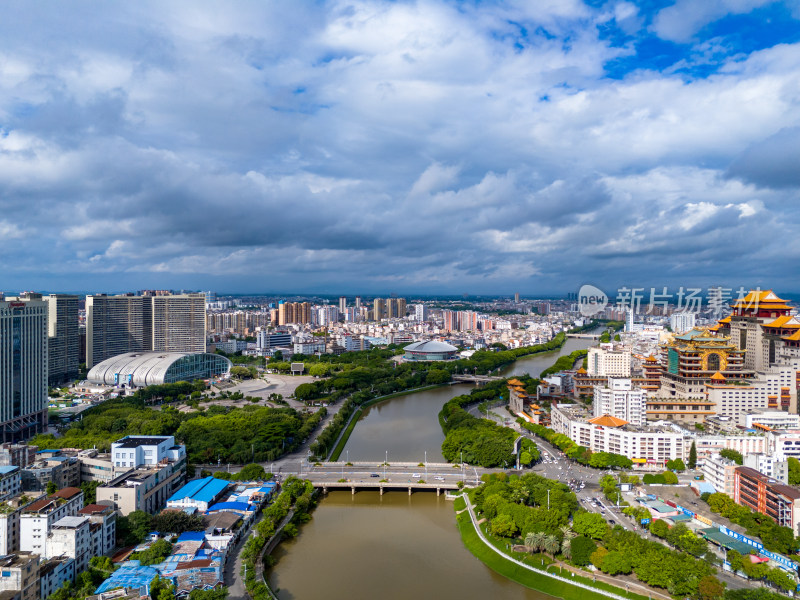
[782,330,800,342]
[645,355,658,363]
[718,316,731,324]
[731,290,789,307]
[507,378,525,386]
[710,372,726,381]
[762,315,800,329]
[576,367,587,374]
[588,414,628,427]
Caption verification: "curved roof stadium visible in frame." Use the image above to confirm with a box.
[403,340,459,361]
[87,352,232,386]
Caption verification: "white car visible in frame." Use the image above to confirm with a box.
[412,473,421,478]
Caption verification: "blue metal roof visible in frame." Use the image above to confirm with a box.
[208,501,250,512]
[0,466,18,474]
[94,565,162,594]
[177,531,206,542]
[168,477,229,504]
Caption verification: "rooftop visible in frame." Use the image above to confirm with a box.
[50,487,82,500]
[168,477,229,504]
[114,436,171,449]
[53,515,89,528]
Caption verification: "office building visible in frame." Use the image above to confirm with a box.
[592,378,646,426]
[741,411,800,430]
[670,312,696,334]
[0,297,48,442]
[586,347,632,377]
[44,294,80,385]
[256,331,292,350]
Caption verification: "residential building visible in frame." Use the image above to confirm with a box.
[693,435,766,462]
[338,297,347,313]
[78,503,116,557]
[277,302,311,325]
[294,341,326,355]
[734,466,800,533]
[766,430,800,462]
[0,494,42,555]
[415,304,428,322]
[86,293,206,368]
[587,347,632,377]
[44,294,80,385]
[0,552,39,600]
[592,378,645,426]
[0,297,49,442]
[39,556,74,600]
[45,516,91,573]
[19,487,84,555]
[0,466,22,500]
[743,453,788,483]
[702,454,738,496]
[372,298,386,321]
[645,398,716,424]
[0,444,37,468]
[21,454,80,492]
[670,312,696,334]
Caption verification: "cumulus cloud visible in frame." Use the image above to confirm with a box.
[0,1,799,294]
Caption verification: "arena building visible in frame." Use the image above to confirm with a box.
[87,352,231,387]
[403,340,458,361]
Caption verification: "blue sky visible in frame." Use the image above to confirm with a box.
[1,0,799,296]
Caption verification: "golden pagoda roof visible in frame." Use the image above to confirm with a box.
[731,290,791,308]
[645,355,657,363]
[588,414,628,428]
[576,367,587,374]
[763,315,800,329]
[783,330,800,342]
[507,378,525,386]
[710,372,726,381]
[708,325,721,332]
[718,316,731,324]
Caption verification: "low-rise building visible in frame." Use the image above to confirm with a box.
[78,504,116,557]
[0,466,22,500]
[111,436,186,472]
[21,454,80,492]
[166,477,229,512]
[0,552,39,600]
[0,494,43,555]
[743,453,789,483]
[702,454,738,496]
[39,557,75,600]
[741,411,800,430]
[19,488,84,555]
[45,516,91,573]
[734,466,800,534]
[551,403,685,464]
[0,444,37,468]
[96,464,184,517]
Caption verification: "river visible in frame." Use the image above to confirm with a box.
[268,331,601,599]
[268,491,554,600]
[342,333,600,462]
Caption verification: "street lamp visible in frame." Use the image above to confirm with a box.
[346,450,349,464]
[384,450,387,479]
[425,450,428,481]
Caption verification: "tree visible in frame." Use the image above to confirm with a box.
[590,546,609,569]
[130,539,173,566]
[525,532,546,553]
[720,448,743,465]
[237,463,268,481]
[572,512,607,539]
[46,481,58,495]
[571,535,596,566]
[601,550,632,575]
[662,470,679,484]
[490,514,518,538]
[519,451,533,466]
[189,589,229,600]
[543,534,560,556]
[151,510,204,535]
[649,519,669,538]
[788,457,800,485]
[150,575,175,600]
[689,441,698,469]
[697,575,725,600]
[118,510,153,545]
[81,480,100,504]
[666,458,686,472]
[765,567,796,593]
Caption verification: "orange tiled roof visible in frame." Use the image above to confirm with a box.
[763,315,800,329]
[783,330,800,342]
[645,355,657,363]
[507,378,525,386]
[710,372,726,381]
[731,289,789,306]
[718,316,731,324]
[588,414,628,427]
[576,367,587,374]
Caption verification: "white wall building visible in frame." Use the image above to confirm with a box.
[19,488,83,556]
[45,516,91,573]
[693,435,766,463]
[767,430,800,462]
[670,312,696,334]
[742,411,800,430]
[593,378,645,425]
[586,347,632,377]
[0,466,22,500]
[111,435,185,470]
[743,453,789,483]
[702,454,738,496]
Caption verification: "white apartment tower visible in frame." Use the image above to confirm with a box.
[415,304,429,322]
[593,378,646,426]
[670,312,696,334]
[0,297,48,442]
[586,347,632,377]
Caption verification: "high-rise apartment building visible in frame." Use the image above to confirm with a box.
[150,294,205,353]
[44,295,80,385]
[0,298,48,441]
[86,293,206,368]
[277,302,311,325]
[586,347,632,377]
[592,378,646,426]
[339,296,347,313]
[373,299,386,321]
[415,304,428,322]
[355,296,362,310]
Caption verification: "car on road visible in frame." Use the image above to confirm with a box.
[609,520,616,525]
[434,476,445,481]
[412,474,421,478]
[370,473,380,478]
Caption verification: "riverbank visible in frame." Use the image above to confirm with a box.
[328,384,447,461]
[455,495,652,600]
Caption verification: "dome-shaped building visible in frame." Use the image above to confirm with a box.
[403,340,458,361]
[87,352,232,387]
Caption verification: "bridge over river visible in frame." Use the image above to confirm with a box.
[289,461,493,495]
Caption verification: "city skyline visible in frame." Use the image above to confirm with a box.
[1,1,799,294]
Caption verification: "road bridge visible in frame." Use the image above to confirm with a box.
[566,333,600,339]
[451,374,503,384]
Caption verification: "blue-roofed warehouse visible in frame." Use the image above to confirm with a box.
[167,477,230,512]
[94,565,163,595]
